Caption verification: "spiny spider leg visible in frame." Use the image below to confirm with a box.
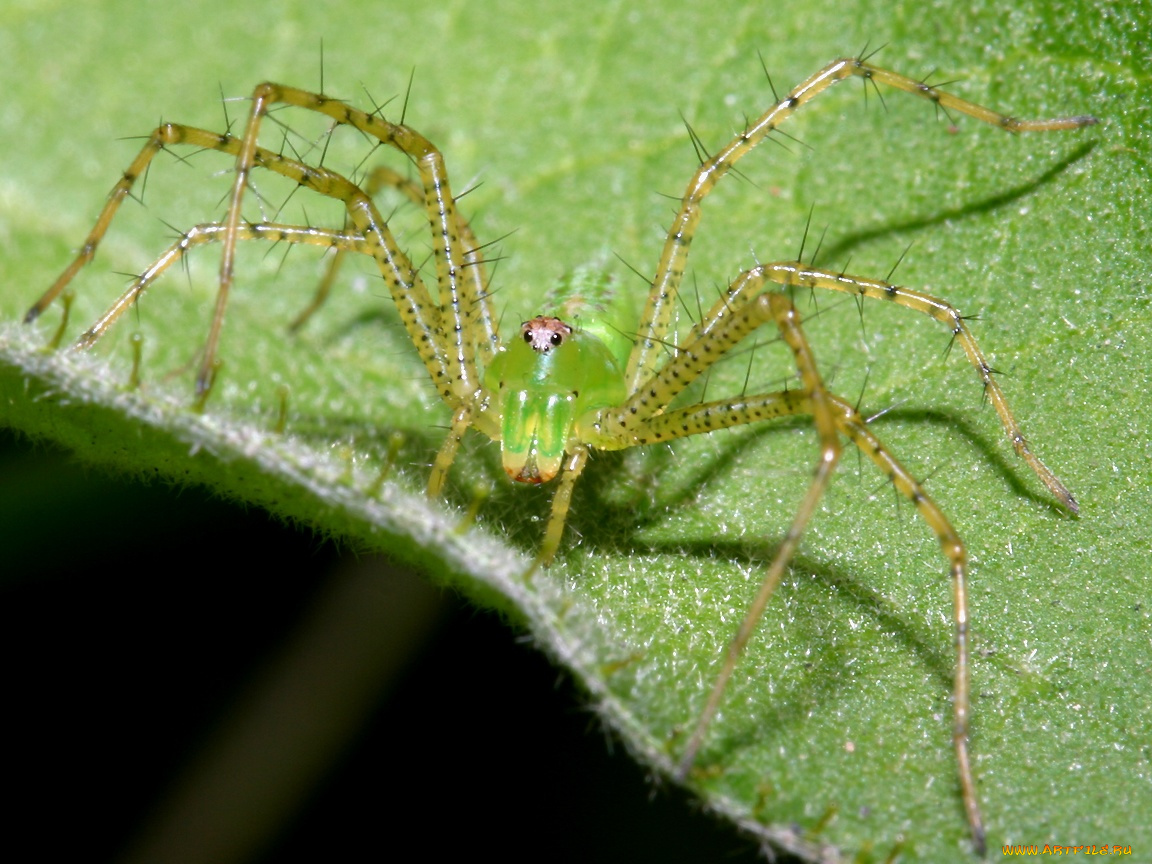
[290,163,495,356]
[633,381,983,852]
[76,223,369,348]
[219,84,496,403]
[27,124,446,390]
[27,106,502,494]
[579,53,1095,839]
[587,261,987,847]
[27,100,499,416]
[629,57,1096,394]
[692,261,1079,511]
[286,165,426,333]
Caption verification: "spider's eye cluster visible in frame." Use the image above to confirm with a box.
[520,316,572,354]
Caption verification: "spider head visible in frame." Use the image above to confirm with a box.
[485,318,627,484]
[520,317,572,354]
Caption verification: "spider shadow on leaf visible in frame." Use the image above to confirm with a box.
[813,140,1097,266]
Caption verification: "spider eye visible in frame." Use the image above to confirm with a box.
[520,316,572,353]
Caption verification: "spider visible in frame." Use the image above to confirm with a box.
[26,55,1094,854]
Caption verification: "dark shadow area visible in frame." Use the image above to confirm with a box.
[0,426,776,864]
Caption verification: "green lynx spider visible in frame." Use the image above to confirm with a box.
[27,57,1093,854]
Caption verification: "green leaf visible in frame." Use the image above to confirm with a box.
[2,0,1148,860]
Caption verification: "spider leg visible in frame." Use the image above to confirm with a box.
[830,393,983,855]
[597,267,802,436]
[221,84,494,407]
[29,124,453,400]
[628,57,1096,395]
[639,288,844,785]
[291,165,497,365]
[638,386,985,854]
[428,404,480,498]
[590,263,987,851]
[633,255,1076,512]
[285,166,426,333]
[27,130,173,322]
[32,93,498,494]
[758,262,1077,511]
[534,446,591,572]
[595,272,848,770]
[74,223,367,349]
